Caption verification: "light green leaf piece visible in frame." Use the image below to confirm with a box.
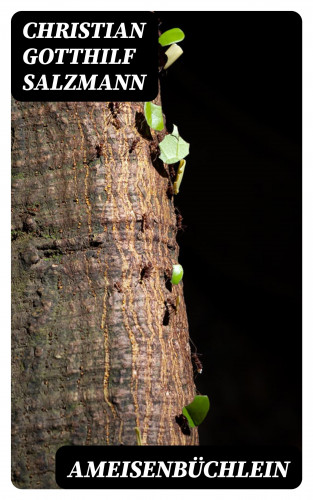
[164,44,183,70]
[135,427,142,446]
[159,125,190,164]
[144,102,164,131]
[172,124,179,138]
[173,159,186,195]
[159,28,185,47]
[182,395,210,428]
[171,264,183,285]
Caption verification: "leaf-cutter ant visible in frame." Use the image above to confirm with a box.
[149,139,160,162]
[96,142,104,158]
[129,137,140,154]
[175,414,191,436]
[169,164,176,182]
[167,297,178,314]
[163,298,178,325]
[108,102,123,129]
[175,207,186,232]
[141,213,150,232]
[114,282,123,293]
[167,182,174,199]
[191,353,203,375]
[190,338,203,375]
[140,262,154,282]
[164,268,173,292]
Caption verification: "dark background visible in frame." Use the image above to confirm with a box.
[11,11,158,102]
[159,12,302,448]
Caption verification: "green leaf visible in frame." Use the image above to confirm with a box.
[182,395,210,428]
[171,264,184,285]
[164,44,184,70]
[135,427,142,446]
[144,102,164,131]
[159,125,190,164]
[159,28,185,47]
[172,124,179,138]
[173,159,186,195]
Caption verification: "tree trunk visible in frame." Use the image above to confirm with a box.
[11,98,198,488]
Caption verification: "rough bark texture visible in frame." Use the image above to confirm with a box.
[11,99,198,488]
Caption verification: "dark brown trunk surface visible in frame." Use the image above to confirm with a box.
[11,99,198,488]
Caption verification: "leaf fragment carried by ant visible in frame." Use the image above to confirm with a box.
[173,159,186,194]
[164,44,184,70]
[144,102,164,131]
[159,125,189,164]
[135,427,142,446]
[159,28,185,47]
[171,264,184,285]
[182,395,210,428]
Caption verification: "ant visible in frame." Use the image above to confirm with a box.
[175,414,191,436]
[166,297,177,314]
[190,338,203,376]
[108,102,123,129]
[164,268,173,292]
[141,213,150,232]
[166,182,174,199]
[163,297,180,325]
[149,139,160,162]
[175,295,180,314]
[114,282,123,293]
[192,353,203,375]
[169,164,176,182]
[175,207,186,232]
[129,137,140,154]
[140,262,154,283]
[26,205,40,215]
[108,102,119,117]
[83,142,104,164]
[96,142,104,158]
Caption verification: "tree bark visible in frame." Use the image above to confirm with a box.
[11,98,198,488]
